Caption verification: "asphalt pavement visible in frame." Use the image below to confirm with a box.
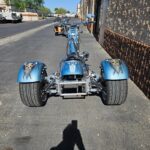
[0,18,54,38]
[0,22,149,150]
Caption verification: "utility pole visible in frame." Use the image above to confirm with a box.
[82,0,84,20]
[91,0,95,34]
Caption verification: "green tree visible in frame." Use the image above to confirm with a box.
[54,8,58,11]
[38,6,51,17]
[12,0,26,11]
[4,0,47,15]
[8,0,44,10]
[55,8,67,14]
[4,0,10,5]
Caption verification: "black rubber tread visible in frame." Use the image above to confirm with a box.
[55,32,58,36]
[103,80,128,105]
[19,82,47,107]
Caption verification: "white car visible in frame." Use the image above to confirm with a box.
[0,10,22,23]
[65,13,76,18]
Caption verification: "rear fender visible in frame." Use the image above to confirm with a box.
[60,60,84,77]
[101,59,129,80]
[17,61,46,83]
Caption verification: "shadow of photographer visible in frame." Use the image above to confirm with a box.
[50,120,85,150]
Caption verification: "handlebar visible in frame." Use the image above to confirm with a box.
[83,21,95,26]
[65,21,95,28]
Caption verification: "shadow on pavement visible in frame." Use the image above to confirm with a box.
[50,120,85,150]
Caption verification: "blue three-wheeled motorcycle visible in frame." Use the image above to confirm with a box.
[17,16,129,107]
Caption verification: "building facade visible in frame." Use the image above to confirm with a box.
[79,0,150,98]
[0,0,8,11]
[0,0,39,21]
[77,3,81,18]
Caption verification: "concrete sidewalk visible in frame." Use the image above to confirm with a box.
[80,27,150,149]
[81,27,149,100]
[0,24,149,150]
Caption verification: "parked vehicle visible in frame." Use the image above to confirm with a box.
[48,13,55,17]
[66,20,95,52]
[65,13,76,18]
[17,17,129,107]
[75,14,78,18]
[0,10,22,23]
[54,17,70,36]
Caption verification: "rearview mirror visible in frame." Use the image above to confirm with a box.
[86,13,95,19]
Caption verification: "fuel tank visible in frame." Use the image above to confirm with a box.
[67,40,77,56]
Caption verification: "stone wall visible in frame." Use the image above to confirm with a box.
[103,29,150,99]
[22,12,39,21]
[102,0,150,98]
[106,0,150,45]
[87,0,150,98]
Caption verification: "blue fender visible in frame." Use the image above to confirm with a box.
[17,61,46,83]
[61,60,84,77]
[101,59,129,80]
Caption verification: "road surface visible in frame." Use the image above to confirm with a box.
[0,22,149,150]
[0,18,54,38]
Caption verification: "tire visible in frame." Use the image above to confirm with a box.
[102,80,128,105]
[55,32,58,36]
[19,70,48,107]
[19,82,48,107]
[0,17,6,23]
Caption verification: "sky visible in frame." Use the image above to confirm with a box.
[44,0,80,13]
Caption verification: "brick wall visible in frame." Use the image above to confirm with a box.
[102,0,150,98]
[106,0,150,45]
[104,29,150,99]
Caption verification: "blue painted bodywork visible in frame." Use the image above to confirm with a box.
[67,26,79,45]
[67,26,79,58]
[67,40,78,56]
[61,60,83,76]
[17,61,46,83]
[86,13,95,19]
[68,27,78,37]
[101,59,129,80]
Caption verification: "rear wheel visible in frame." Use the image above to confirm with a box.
[102,80,128,105]
[19,82,48,107]
[19,69,48,107]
